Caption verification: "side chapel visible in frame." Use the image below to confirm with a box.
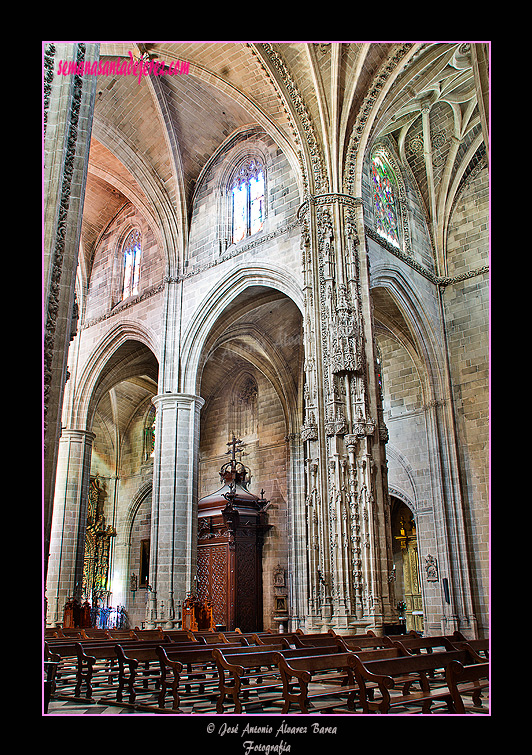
[43,41,490,639]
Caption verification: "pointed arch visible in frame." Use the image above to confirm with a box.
[72,322,160,431]
[180,262,304,399]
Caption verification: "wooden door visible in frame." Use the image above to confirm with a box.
[197,543,229,628]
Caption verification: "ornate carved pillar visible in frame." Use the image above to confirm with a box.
[298,194,396,633]
[146,393,204,629]
[43,43,100,583]
[46,429,96,626]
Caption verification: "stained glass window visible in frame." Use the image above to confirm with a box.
[144,405,156,460]
[122,229,141,300]
[371,154,400,248]
[231,159,264,244]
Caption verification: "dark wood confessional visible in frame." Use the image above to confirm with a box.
[196,437,270,632]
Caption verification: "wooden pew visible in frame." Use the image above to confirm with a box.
[44,641,88,698]
[45,637,174,701]
[156,643,250,711]
[392,635,457,654]
[164,630,204,643]
[106,629,137,640]
[272,647,418,715]
[219,631,251,645]
[272,651,362,714]
[44,661,58,713]
[116,640,255,710]
[448,638,489,661]
[157,642,339,713]
[250,634,291,649]
[391,634,483,680]
[77,639,200,704]
[212,645,345,714]
[131,628,164,640]
[81,628,112,639]
[445,659,489,713]
[56,628,85,638]
[292,633,344,650]
[113,642,168,707]
[351,648,480,714]
[336,635,394,650]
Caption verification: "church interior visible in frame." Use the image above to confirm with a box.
[43,41,490,715]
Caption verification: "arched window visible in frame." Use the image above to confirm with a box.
[231,372,258,440]
[231,159,265,244]
[122,229,141,300]
[371,154,400,248]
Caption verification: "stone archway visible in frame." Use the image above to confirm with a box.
[196,286,303,630]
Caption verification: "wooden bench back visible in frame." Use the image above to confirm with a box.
[213,648,282,670]
[114,643,167,663]
[77,639,176,660]
[392,636,455,653]
[338,635,394,650]
[448,638,489,657]
[293,635,342,649]
[274,651,356,673]
[157,643,244,665]
[353,649,473,678]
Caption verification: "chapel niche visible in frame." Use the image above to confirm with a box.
[391,497,424,633]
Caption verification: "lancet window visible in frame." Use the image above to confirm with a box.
[144,405,156,461]
[371,154,401,248]
[121,229,142,300]
[231,159,265,244]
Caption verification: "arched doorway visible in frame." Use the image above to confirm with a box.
[390,496,424,633]
[86,339,159,627]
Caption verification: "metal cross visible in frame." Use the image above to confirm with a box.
[226,435,244,462]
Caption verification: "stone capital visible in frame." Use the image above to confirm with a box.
[151,392,205,411]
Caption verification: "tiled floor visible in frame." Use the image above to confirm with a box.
[45,679,489,716]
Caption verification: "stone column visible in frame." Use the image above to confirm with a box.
[43,42,100,582]
[146,393,204,629]
[298,194,396,633]
[46,429,95,626]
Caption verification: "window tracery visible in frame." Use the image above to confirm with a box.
[231,159,265,244]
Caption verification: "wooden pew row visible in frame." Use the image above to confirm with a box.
[97,636,287,711]
[45,630,488,714]
[351,648,488,713]
[44,637,202,700]
[113,642,249,711]
[154,639,296,712]
[178,644,349,714]
[197,640,489,715]
[210,643,433,714]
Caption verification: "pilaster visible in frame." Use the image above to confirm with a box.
[46,429,96,626]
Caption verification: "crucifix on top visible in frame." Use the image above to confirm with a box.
[226,435,245,465]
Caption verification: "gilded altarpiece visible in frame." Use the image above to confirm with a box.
[394,512,424,633]
[82,476,116,606]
